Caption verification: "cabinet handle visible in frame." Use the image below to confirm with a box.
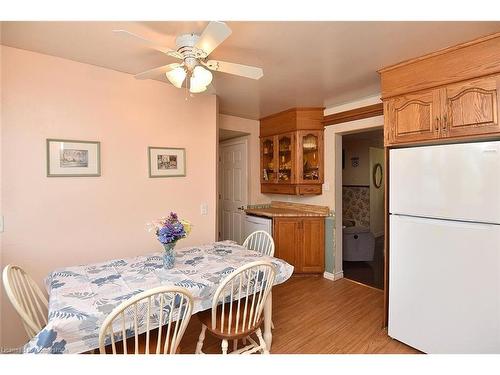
[443,114,447,131]
[435,116,440,131]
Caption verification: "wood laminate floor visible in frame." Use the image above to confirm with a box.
[180,276,420,354]
[343,235,385,290]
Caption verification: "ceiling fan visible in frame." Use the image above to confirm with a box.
[114,21,264,94]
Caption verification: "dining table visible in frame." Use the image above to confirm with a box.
[23,240,294,354]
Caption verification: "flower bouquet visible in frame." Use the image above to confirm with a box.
[148,212,191,269]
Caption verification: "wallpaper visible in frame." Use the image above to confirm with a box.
[342,186,370,228]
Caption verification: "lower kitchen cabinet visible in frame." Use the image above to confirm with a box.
[273,217,325,274]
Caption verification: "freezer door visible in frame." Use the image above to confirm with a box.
[390,141,500,224]
[389,214,500,353]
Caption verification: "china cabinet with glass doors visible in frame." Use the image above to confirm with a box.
[260,108,324,195]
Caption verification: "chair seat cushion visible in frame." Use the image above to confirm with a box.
[197,301,263,340]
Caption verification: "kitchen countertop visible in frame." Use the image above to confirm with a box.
[244,201,330,218]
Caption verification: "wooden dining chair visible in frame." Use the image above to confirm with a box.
[2,264,49,340]
[242,231,275,257]
[195,261,276,354]
[99,286,193,354]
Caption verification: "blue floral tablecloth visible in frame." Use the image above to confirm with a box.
[23,241,293,354]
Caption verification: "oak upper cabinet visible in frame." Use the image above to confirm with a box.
[277,132,295,183]
[385,89,440,145]
[260,136,277,183]
[298,130,324,185]
[444,76,500,138]
[260,108,324,195]
[273,217,325,274]
[380,33,500,146]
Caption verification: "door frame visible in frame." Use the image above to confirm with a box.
[217,136,250,242]
[331,116,384,280]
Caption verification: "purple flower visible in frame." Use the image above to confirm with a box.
[154,212,188,244]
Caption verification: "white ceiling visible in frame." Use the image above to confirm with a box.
[2,21,500,119]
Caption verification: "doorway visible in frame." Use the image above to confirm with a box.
[218,132,249,243]
[340,129,384,289]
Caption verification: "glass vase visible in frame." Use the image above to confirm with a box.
[162,242,176,269]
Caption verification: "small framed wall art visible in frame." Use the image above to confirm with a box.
[148,146,186,178]
[46,139,101,177]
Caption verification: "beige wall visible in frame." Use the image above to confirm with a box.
[342,136,384,186]
[0,46,218,347]
[342,139,371,186]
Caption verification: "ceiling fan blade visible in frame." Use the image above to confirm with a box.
[195,21,232,56]
[113,30,182,59]
[205,60,263,80]
[134,63,181,80]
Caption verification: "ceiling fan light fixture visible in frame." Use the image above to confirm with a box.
[166,66,187,88]
[189,66,213,93]
[189,82,208,94]
[192,66,213,87]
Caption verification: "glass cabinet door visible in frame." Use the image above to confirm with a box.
[261,137,277,183]
[278,133,294,183]
[300,131,322,182]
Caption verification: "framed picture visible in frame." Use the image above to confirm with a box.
[148,147,186,178]
[46,139,101,177]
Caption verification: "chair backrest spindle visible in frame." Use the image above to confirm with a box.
[242,231,275,257]
[2,264,49,339]
[211,261,276,336]
[99,286,193,354]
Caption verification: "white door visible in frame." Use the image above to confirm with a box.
[219,137,248,243]
[390,141,500,223]
[389,214,500,353]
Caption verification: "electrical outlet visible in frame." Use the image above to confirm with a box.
[200,203,208,216]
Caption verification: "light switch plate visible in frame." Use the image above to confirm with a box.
[323,182,330,191]
[200,203,208,216]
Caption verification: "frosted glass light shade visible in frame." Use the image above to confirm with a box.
[192,66,213,87]
[166,67,187,88]
[189,82,207,93]
[189,66,213,93]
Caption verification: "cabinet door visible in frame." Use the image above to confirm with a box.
[300,218,325,273]
[277,133,295,184]
[273,218,301,271]
[386,89,440,145]
[297,130,323,184]
[444,76,500,138]
[260,136,277,183]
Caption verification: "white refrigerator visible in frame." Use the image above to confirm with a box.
[389,141,500,354]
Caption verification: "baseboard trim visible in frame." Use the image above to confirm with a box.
[323,271,335,281]
[323,271,344,281]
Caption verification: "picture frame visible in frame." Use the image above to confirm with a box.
[46,139,101,177]
[148,147,186,178]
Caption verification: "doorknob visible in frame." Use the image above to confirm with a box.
[238,206,245,211]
